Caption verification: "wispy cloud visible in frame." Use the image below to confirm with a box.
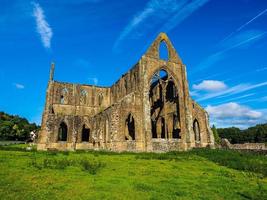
[113,0,210,52]
[193,80,227,92]
[194,30,266,72]
[213,93,256,105]
[237,95,267,104]
[32,2,53,49]
[13,83,25,89]
[206,102,266,128]
[88,77,98,85]
[196,81,267,101]
[256,67,267,72]
[221,8,267,42]
[161,0,209,32]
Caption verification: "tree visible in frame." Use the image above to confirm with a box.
[211,125,221,144]
[217,123,267,144]
[0,111,40,141]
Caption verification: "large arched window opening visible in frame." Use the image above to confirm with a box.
[150,69,180,139]
[125,114,135,140]
[58,122,68,141]
[166,80,177,102]
[81,124,90,142]
[159,41,168,61]
[193,119,201,142]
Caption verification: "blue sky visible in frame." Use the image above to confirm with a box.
[0,0,267,128]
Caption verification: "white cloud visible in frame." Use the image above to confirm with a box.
[206,102,266,128]
[206,102,262,119]
[32,2,53,49]
[193,80,227,91]
[13,83,25,89]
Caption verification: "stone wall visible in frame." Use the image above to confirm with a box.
[221,138,267,150]
[37,32,214,152]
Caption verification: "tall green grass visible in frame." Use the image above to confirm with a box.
[136,149,267,177]
[0,145,267,200]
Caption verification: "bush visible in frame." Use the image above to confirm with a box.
[29,155,106,175]
[80,159,105,175]
[191,149,267,176]
[211,125,221,144]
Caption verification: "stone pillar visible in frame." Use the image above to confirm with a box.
[182,64,194,150]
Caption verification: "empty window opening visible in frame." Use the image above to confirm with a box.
[193,119,201,142]
[60,95,64,104]
[58,122,68,141]
[60,88,68,104]
[125,114,135,140]
[159,41,168,61]
[81,125,90,142]
[172,114,181,139]
[151,119,157,138]
[151,69,168,85]
[166,81,177,102]
[161,117,166,138]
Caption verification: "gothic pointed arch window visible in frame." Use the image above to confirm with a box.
[193,119,201,142]
[166,80,177,102]
[98,93,103,106]
[81,124,90,142]
[60,88,68,104]
[58,122,68,141]
[159,40,168,61]
[150,69,180,139]
[80,89,88,105]
[125,113,135,140]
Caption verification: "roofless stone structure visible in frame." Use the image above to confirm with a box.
[38,33,214,152]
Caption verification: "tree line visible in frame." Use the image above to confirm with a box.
[0,112,40,141]
[212,123,267,144]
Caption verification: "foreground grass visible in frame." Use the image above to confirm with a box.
[0,145,266,200]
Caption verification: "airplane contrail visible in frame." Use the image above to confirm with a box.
[221,8,267,42]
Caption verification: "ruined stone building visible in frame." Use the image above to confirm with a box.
[37,33,214,152]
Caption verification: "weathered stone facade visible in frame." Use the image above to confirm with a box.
[37,33,214,152]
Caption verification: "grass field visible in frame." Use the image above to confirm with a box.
[0,144,266,200]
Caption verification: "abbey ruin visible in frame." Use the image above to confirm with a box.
[37,33,214,152]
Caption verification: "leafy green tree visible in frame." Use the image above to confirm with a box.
[217,123,267,144]
[0,111,40,141]
[211,125,221,144]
